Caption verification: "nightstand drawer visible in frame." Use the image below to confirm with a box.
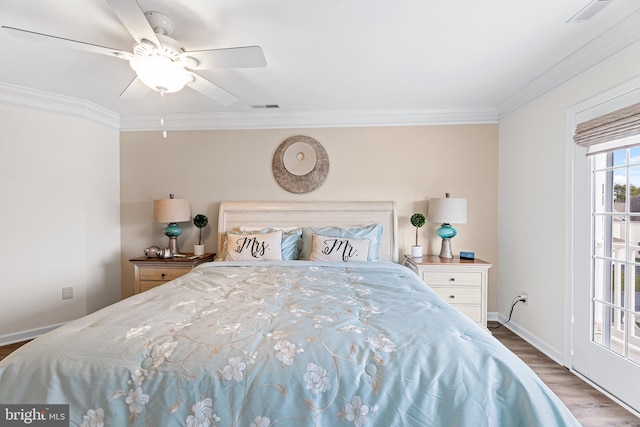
[403,255,491,331]
[138,267,188,282]
[431,286,481,304]
[139,281,170,292]
[455,305,482,323]
[421,271,481,286]
[130,253,216,294]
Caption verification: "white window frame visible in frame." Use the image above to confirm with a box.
[591,148,640,360]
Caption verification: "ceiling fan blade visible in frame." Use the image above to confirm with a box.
[185,46,267,70]
[2,26,132,59]
[120,77,150,98]
[105,0,161,47]
[188,73,239,106]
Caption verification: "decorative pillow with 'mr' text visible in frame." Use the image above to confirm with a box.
[308,234,370,262]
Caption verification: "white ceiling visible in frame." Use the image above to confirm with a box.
[1,0,640,129]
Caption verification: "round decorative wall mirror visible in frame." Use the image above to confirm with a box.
[272,135,329,193]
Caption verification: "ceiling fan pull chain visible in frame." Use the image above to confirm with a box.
[159,89,167,139]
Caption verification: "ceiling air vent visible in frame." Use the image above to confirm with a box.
[251,104,280,109]
[567,0,612,23]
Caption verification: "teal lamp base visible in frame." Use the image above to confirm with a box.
[437,223,457,259]
[164,222,184,255]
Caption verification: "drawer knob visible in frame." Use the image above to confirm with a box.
[449,295,455,299]
[449,277,455,282]
[161,273,165,278]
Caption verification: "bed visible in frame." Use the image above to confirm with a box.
[0,201,580,426]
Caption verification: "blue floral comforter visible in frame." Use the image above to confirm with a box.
[0,261,580,426]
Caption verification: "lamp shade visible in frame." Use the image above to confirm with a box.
[153,198,191,223]
[428,197,467,224]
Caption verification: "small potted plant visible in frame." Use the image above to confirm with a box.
[193,214,208,255]
[410,213,425,257]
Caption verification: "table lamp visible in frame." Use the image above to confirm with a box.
[153,194,191,255]
[427,193,467,259]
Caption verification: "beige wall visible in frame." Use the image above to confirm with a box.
[120,125,499,304]
[499,40,640,360]
[0,104,121,342]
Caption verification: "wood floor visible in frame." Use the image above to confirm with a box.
[1,325,639,426]
[0,340,30,361]
[490,322,640,427]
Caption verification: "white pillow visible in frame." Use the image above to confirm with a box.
[299,224,383,261]
[225,230,283,261]
[308,234,370,262]
[219,227,301,260]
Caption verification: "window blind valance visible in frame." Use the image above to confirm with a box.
[574,102,640,154]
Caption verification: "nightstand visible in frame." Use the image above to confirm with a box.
[404,255,491,330]
[129,253,215,294]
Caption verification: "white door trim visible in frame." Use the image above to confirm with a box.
[565,75,640,411]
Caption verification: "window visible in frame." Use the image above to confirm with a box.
[591,147,640,363]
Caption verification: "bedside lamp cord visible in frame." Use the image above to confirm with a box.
[490,296,526,330]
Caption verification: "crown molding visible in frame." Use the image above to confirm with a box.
[498,8,640,119]
[0,81,498,130]
[1,8,639,130]
[0,82,120,129]
[119,106,499,131]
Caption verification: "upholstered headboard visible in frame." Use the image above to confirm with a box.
[217,201,398,262]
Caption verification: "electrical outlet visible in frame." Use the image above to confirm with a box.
[520,291,528,305]
[62,287,74,300]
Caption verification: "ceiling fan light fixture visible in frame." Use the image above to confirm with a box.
[130,55,191,93]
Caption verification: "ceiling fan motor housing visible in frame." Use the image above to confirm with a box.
[144,11,174,36]
[133,33,184,61]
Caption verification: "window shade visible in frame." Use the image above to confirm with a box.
[573,102,640,154]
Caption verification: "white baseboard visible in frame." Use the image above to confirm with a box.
[0,322,66,347]
[490,313,640,417]
[493,312,565,366]
[570,369,640,418]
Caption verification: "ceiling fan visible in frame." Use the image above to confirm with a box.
[1,0,266,106]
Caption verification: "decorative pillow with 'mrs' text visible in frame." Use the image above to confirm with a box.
[224,230,283,261]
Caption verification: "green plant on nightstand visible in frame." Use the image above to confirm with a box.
[410,213,426,257]
[193,214,208,255]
